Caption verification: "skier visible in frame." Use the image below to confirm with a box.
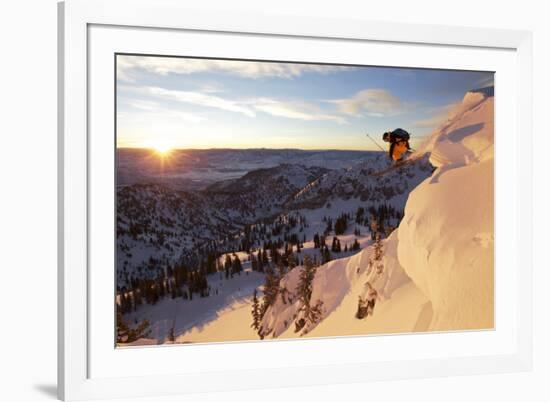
[383,128,411,162]
[365,128,419,176]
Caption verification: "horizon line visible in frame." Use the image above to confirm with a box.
[116,146,383,152]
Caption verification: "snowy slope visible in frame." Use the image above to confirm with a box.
[259,230,424,339]
[123,268,265,345]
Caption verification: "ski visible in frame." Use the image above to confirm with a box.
[369,156,420,177]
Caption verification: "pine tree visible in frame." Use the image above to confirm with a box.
[355,207,365,224]
[257,250,264,272]
[206,252,217,275]
[251,253,258,271]
[325,218,333,234]
[270,246,279,266]
[288,253,298,269]
[232,254,243,276]
[294,255,323,334]
[322,246,331,264]
[373,234,384,274]
[334,214,348,235]
[167,320,176,342]
[119,292,128,314]
[134,288,142,309]
[260,267,279,317]
[331,237,342,252]
[224,254,232,279]
[116,308,151,344]
[170,281,177,299]
[251,289,261,332]
[277,262,286,278]
[313,233,320,249]
[116,309,130,343]
[320,235,327,248]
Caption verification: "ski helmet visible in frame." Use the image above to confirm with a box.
[382,128,410,144]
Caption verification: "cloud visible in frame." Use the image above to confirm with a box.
[117,55,354,81]
[123,97,207,123]
[128,99,159,111]
[120,108,206,125]
[252,98,348,124]
[328,89,406,117]
[199,84,225,94]
[123,85,348,123]
[136,86,257,117]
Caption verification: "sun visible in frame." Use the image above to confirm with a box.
[150,141,173,156]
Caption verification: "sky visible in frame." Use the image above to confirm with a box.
[116,54,493,151]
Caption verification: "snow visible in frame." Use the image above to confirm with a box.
[175,300,258,343]
[396,91,494,331]
[122,268,265,344]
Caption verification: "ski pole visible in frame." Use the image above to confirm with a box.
[366,133,386,152]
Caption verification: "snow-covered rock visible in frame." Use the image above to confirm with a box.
[397,89,494,330]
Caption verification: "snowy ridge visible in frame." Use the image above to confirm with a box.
[289,153,433,210]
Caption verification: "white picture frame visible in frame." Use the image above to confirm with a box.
[58,0,533,400]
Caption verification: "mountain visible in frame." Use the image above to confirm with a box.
[117,148,376,191]
[116,184,233,287]
[117,163,331,287]
[205,163,330,217]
